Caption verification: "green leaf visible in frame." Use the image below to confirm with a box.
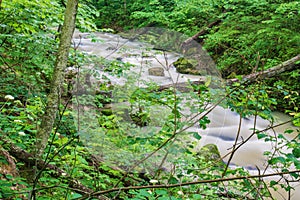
[168,176,178,184]
[284,129,294,134]
[290,172,299,179]
[292,148,300,158]
[156,189,168,196]
[192,132,202,140]
[71,193,82,198]
[204,76,211,87]
[270,180,278,186]
[257,133,267,139]
[192,194,202,199]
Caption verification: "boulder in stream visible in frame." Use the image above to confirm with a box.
[148,67,165,76]
[196,144,225,169]
[172,57,206,75]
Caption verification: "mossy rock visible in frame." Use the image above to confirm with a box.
[130,111,150,127]
[197,144,221,160]
[172,57,204,75]
[101,108,113,116]
[196,144,225,168]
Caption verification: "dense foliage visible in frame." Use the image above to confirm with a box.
[0,0,299,199]
[95,0,300,110]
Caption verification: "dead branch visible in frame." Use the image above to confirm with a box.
[182,20,222,46]
[157,79,206,92]
[228,54,300,84]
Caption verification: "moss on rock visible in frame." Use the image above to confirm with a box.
[172,57,205,75]
[196,144,225,169]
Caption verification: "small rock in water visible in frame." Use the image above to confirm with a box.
[148,67,165,76]
[106,46,116,51]
[116,57,123,61]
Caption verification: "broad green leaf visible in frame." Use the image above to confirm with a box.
[192,132,202,140]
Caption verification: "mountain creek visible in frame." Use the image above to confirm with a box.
[71,29,299,199]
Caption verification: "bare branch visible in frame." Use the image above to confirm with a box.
[77,169,300,199]
[182,20,222,46]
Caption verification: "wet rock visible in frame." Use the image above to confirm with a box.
[116,57,123,61]
[148,67,165,76]
[106,46,116,51]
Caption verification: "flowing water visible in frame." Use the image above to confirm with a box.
[72,29,299,199]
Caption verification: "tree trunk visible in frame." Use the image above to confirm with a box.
[228,54,300,84]
[36,0,78,157]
